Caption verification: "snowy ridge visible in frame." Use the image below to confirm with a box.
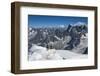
[28,45,88,61]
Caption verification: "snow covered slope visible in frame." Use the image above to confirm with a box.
[28,45,88,61]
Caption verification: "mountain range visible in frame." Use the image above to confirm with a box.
[28,22,88,54]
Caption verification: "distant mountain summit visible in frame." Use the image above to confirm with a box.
[74,22,87,26]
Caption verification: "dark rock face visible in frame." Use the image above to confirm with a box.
[28,24,88,54]
[83,47,88,54]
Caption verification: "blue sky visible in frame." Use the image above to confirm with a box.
[28,15,88,28]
